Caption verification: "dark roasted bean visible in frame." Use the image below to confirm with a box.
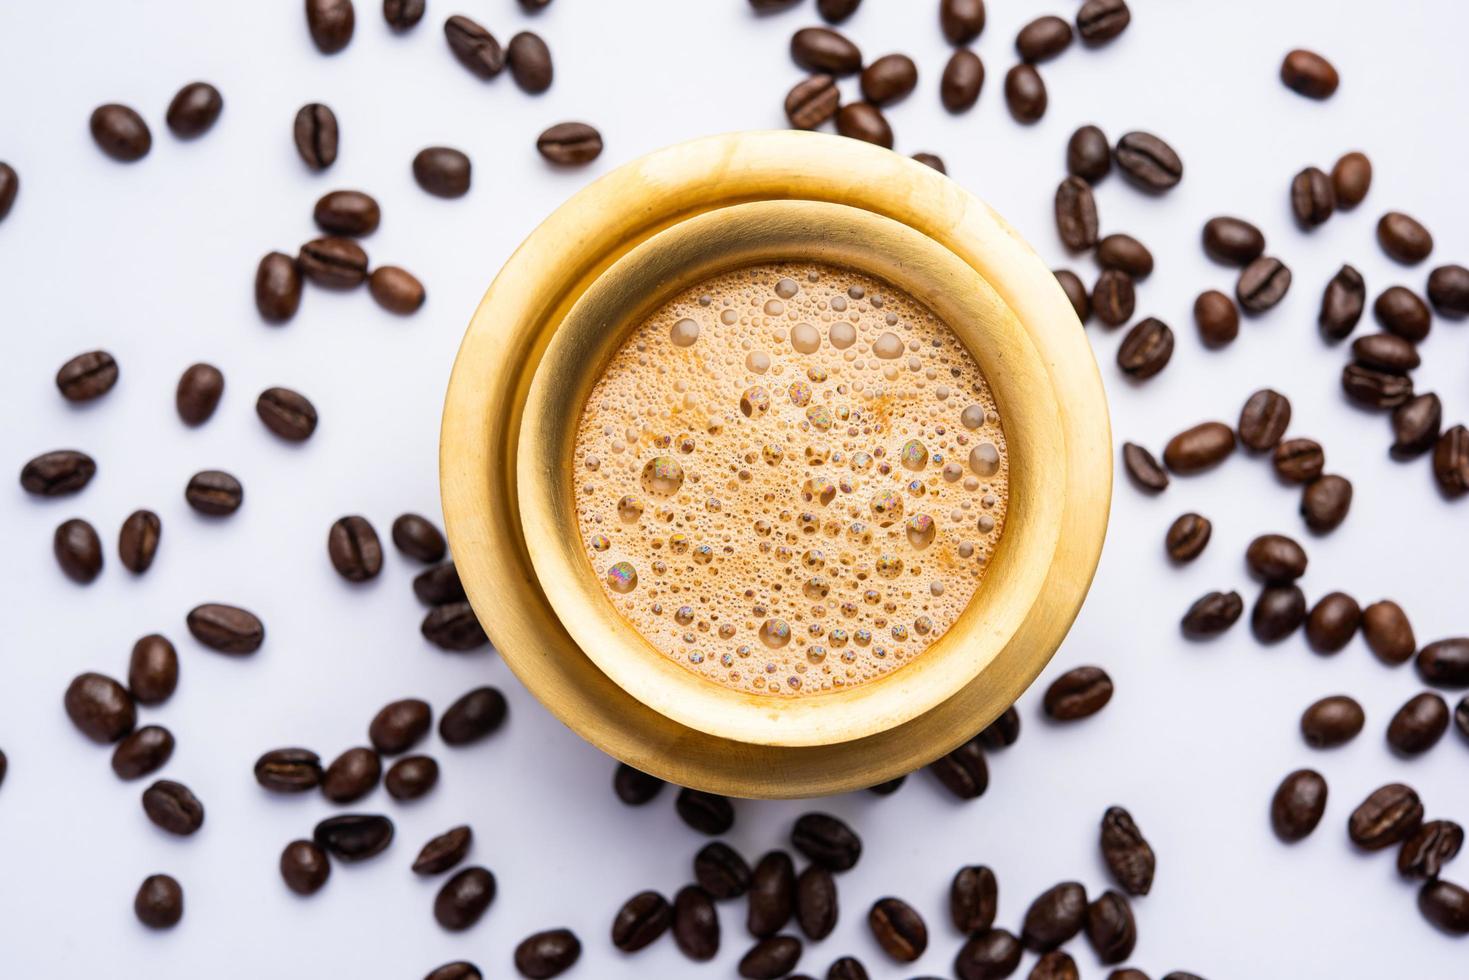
[1066,124,1111,182]
[176,363,224,425]
[187,602,263,654]
[1418,638,1469,688]
[1054,177,1098,251]
[328,515,383,582]
[1021,882,1087,953]
[1280,49,1338,98]
[1097,234,1152,278]
[56,350,118,401]
[254,748,322,793]
[674,885,720,960]
[424,963,480,980]
[912,151,946,173]
[1399,821,1463,880]
[1031,951,1079,980]
[790,27,862,73]
[1165,512,1211,562]
[128,634,178,704]
[142,779,204,835]
[1300,695,1364,747]
[1318,264,1365,339]
[792,813,861,871]
[955,928,1021,980]
[867,775,906,795]
[1362,600,1416,664]
[817,0,861,22]
[860,54,917,105]
[90,104,151,161]
[369,698,431,755]
[1388,693,1450,755]
[444,15,503,78]
[1181,590,1242,638]
[368,265,425,314]
[1164,422,1235,474]
[1273,438,1324,484]
[1100,807,1154,894]
[439,686,506,745]
[255,251,303,322]
[1373,285,1431,342]
[413,825,472,875]
[54,518,103,583]
[1093,269,1135,327]
[306,0,354,53]
[1393,394,1443,458]
[1353,332,1421,373]
[385,755,438,800]
[537,122,604,165]
[313,189,380,236]
[298,236,367,288]
[1419,880,1469,935]
[1427,264,1469,316]
[613,763,663,805]
[748,851,797,938]
[515,929,580,978]
[786,75,840,129]
[293,103,338,170]
[1238,389,1291,451]
[676,789,734,834]
[314,813,394,861]
[1378,211,1433,265]
[389,515,446,564]
[0,162,16,222]
[1121,442,1167,492]
[613,890,671,952]
[928,736,988,799]
[1043,666,1112,720]
[941,50,984,112]
[827,956,868,980]
[739,935,803,979]
[695,842,751,900]
[979,705,1021,749]
[280,839,331,895]
[1115,131,1181,191]
[322,746,380,802]
[435,867,496,930]
[835,103,892,148]
[1350,784,1423,850]
[1003,64,1046,122]
[1085,891,1136,964]
[1245,533,1307,582]
[64,672,136,744]
[256,386,318,441]
[1117,318,1173,379]
[1301,474,1353,531]
[795,864,836,940]
[134,875,183,928]
[1202,216,1265,265]
[166,81,223,138]
[1305,593,1360,654]
[1237,256,1291,312]
[1054,269,1089,322]
[869,897,926,962]
[1290,166,1335,227]
[1434,426,1469,496]
[383,0,425,31]
[1015,16,1071,62]
[413,147,472,197]
[1076,0,1129,43]
[1272,769,1328,841]
[1252,584,1306,642]
[951,865,997,932]
[507,31,553,93]
[1332,151,1371,207]
[184,470,242,516]
[940,0,986,44]
[111,726,174,780]
[20,450,96,497]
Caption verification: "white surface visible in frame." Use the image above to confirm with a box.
[1,1,1466,976]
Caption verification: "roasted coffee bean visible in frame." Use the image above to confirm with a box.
[1434,425,1469,496]
[1192,290,1239,347]
[1273,438,1324,484]
[1021,882,1087,953]
[327,515,382,582]
[1202,216,1265,265]
[111,726,174,780]
[175,362,224,426]
[1301,695,1364,747]
[135,875,183,928]
[1388,693,1449,755]
[128,634,178,704]
[1457,698,1469,741]
[827,956,868,980]
[792,813,861,871]
[1290,166,1335,228]
[1003,64,1047,122]
[306,0,354,53]
[383,0,425,30]
[314,813,394,861]
[912,152,946,173]
[313,189,380,237]
[413,147,471,197]
[1165,513,1211,562]
[515,930,581,978]
[369,698,431,755]
[322,747,381,802]
[940,0,986,44]
[1117,318,1173,379]
[90,104,151,161]
[1054,177,1098,251]
[955,928,1022,980]
[1252,585,1306,643]
[1272,769,1328,841]
[185,470,242,516]
[1418,638,1469,687]
[254,748,322,793]
[255,251,303,322]
[739,935,803,979]
[537,122,604,165]
[1054,270,1089,322]
[1373,286,1431,342]
[674,885,720,960]
[1419,880,1469,935]
[795,865,837,940]
[298,236,367,288]
[435,866,496,930]
[414,826,472,875]
[186,603,263,654]
[1030,951,1079,980]
[256,386,318,441]
[1115,131,1181,191]
[1353,332,1420,374]
[791,27,862,74]
[1093,269,1135,326]
[1238,390,1291,452]
[951,865,998,932]
[508,32,553,93]
[423,595,500,652]
[1331,151,1371,207]
[860,54,917,105]
[1121,442,1167,492]
[786,75,840,129]
[928,736,988,799]
[613,890,671,952]
[166,81,223,138]
[1378,211,1433,265]
[748,851,797,937]
[979,705,1021,749]
[1350,783,1423,850]
[1099,806,1154,895]
[54,518,103,583]
[1016,16,1071,62]
[694,842,751,900]
[1362,600,1416,664]
[1065,124,1111,183]
[1280,49,1338,98]
[1181,590,1242,638]
[1077,0,1129,43]
[868,775,906,795]
[1301,474,1353,531]
[1305,593,1361,654]
[869,897,926,962]
[1427,264,1469,316]
[142,779,204,835]
[1245,533,1307,582]
[1237,256,1291,312]
[1392,394,1442,459]
[385,755,438,800]
[1164,422,1235,474]
[676,789,734,834]
[1318,264,1365,339]
[20,449,96,497]
[368,266,425,314]
[941,50,984,112]
[817,0,861,22]
[56,350,118,402]
[65,672,136,743]
[444,15,503,78]
[0,162,16,222]
[440,686,507,745]
[425,963,480,980]
[1084,890,1135,964]
[293,103,338,170]
[1399,821,1463,880]
[281,839,331,895]
[1097,234,1152,278]
[835,103,893,148]
[1043,666,1112,721]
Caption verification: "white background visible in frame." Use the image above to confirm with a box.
[1,1,1467,977]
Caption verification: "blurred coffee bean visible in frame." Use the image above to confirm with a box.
[1165,512,1211,562]
[941,50,984,112]
[1388,693,1450,755]
[792,813,861,871]
[790,27,862,74]
[184,470,242,516]
[912,151,946,172]
[1115,131,1181,191]
[695,842,751,900]
[1305,593,1360,653]
[537,122,604,164]
[439,686,506,745]
[313,190,380,236]
[1427,264,1469,316]
[1300,695,1364,747]
[1331,151,1371,207]
[1043,666,1113,721]
[516,930,581,978]
[1318,264,1365,339]
[1238,389,1291,451]
[1096,234,1152,278]
[1392,394,1442,459]
[54,518,103,583]
[738,936,802,979]
[444,15,503,78]
[385,755,439,800]
[306,0,355,53]
[1054,177,1098,251]
[1273,438,1324,484]
[860,54,917,105]
[1093,269,1135,326]
[1362,600,1416,664]
[128,634,178,704]
[293,103,338,170]
[928,736,988,799]
[507,31,553,94]
[1378,211,1433,265]
[674,885,720,960]
[56,350,118,402]
[1076,0,1129,43]
[435,867,496,930]
[827,956,868,980]
[424,964,480,980]
[951,865,997,932]
[748,851,797,937]
[1016,16,1072,62]
[1181,590,1242,638]
[414,825,472,875]
[835,103,893,148]
[1003,64,1047,122]
[90,104,151,161]
[328,515,383,582]
[1054,270,1089,322]
[1066,124,1110,182]
[613,763,663,805]
[363,263,424,312]
[1237,256,1291,312]
[413,147,472,197]
[1417,638,1469,687]
[19,449,95,497]
[1121,442,1167,492]
[65,672,135,743]
[955,929,1021,980]
[978,705,1021,749]
[785,74,840,129]
[370,698,431,755]
[254,748,322,793]
[1245,533,1307,583]
[940,0,986,44]
[795,865,836,940]
[186,603,264,654]
[142,779,204,835]
[1300,474,1352,531]
[383,0,425,31]
[1085,890,1136,964]
[1290,166,1335,227]
[1252,585,1306,642]
[1021,881,1087,952]
[1202,216,1265,265]
[1349,784,1423,850]
[1399,821,1463,880]
[166,82,223,138]
[391,515,445,564]
[314,813,394,861]
[613,890,671,952]
[1280,48,1338,98]
[280,839,331,895]
[817,0,861,22]
[134,875,183,928]
[0,162,16,222]
[299,236,368,288]
[111,725,174,780]
[322,746,381,803]
[1272,769,1328,841]
[255,252,303,322]
[1373,285,1431,342]
[677,789,734,835]
[1434,425,1469,496]
[176,363,224,425]
[416,565,467,608]
[1163,422,1235,473]
[1419,880,1469,935]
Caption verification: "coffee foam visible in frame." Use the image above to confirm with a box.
[572,261,1008,698]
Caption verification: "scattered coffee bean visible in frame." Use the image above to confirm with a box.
[440,686,507,745]
[1238,390,1292,452]
[1417,638,1469,687]
[927,736,988,799]
[176,362,224,425]
[508,31,553,94]
[1274,438,1325,483]
[1398,821,1463,880]
[955,928,1022,980]
[794,864,836,940]
[1300,695,1364,747]
[1300,474,1353,531]
[1021,882,1087,953]
[1392,394,1442,459]
[1065,124,1111,183]
[422,602,488,650]
[1237,255,1291,312]
[1030,950,1079,980]
[256,386,318,441]
[940,0,986,45]
[425,964,481,980]
[184,470,243,516]
[369,698,431,755]
[314,813,394,861]
[827,956,868,980]
[1181,590,1243,638]
[1117,318,1173,379]
[1245,533,1307,582]
[1353,332,1421,374]
[254,748,322,793]
[414,825,473,875]
[134,874,183,928]
[978,705,1021,749]
[537,122,603,165]
[1318,264,1365,340]
[306,0,354,53]
[1280,49,1338,98]
[1373,285,1431,342]
[0,162,16,222]
[1054,269,1090,322]
[111,725,175,780]
[1362,600,1416,664]
[1434,425,1469,496]
[255,251,303,322]
[1202,216,1265,265]
[1121,442,1168,492]
[1272,769,1328,841]
[1388,692,1450,755]
[444,15,503,78]
[792,813,861,871]
[1165,513,1211,562]
[413,146,471,197]
[435,866,496,930]
[520,0,553,9]
[941,50,984,112]
[1054,177,1098,251]
[1427,264,1469,316]
[1378,211,1433,265]
[785,74,839,129]
[1016,16,1072,62]
[313,189,380,237]
[327,515,383,582]
[1332,151,1371,207]
[516,929,581,978]
[1003,64,1047,122]
[1085,890,1136,964]
[186,602,264,654]
[142,779,204,835]
[64,672,136,743]
[950,865,998,932]
[1097,234,1152,278]
[1419,880,1469,935]
[293,103,338,170]
[695,842,751,900]
[1043,666,1112,721]
[1076,0,1130,43]
[166,81,223,138]
[1305,593,1361,654]
[1290,166,1335,227]
[860,54,917,105]
[90,104,151,161]
[56,350,118,402]
[383,0,426,31]
[280,839,331,895]
[835,103,893,148]
[299,236,368,288]
[613,890,672,952]
[1349,783,1423,850]
[1115,131,1181,191]
[790,27,862,74]
[674,885,720,960]
[748,851,797,937]
[54,518,103,583]
[677,788,734,835]
[1098,806,1154,895]
[368,265,426,313]
[817,0,861,22]
[739,935,803,979]
[1093,269,1135,326]
[913,152,945,172]
[1252,584,1306,642]
[128,634,178,704]
[20,449,96,497]
[1164,422,1235,474]
[868,897,926,962]
[385,754,439,800]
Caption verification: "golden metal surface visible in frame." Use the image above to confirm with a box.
[441,131,1111,797]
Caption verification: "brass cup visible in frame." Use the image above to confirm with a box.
[441,131,1111,797]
